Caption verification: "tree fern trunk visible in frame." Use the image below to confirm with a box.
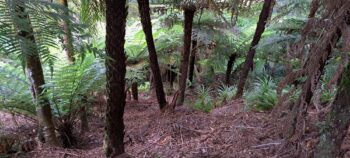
[104,0,127,156]
[235,0,274,98]
[59,0,89,133]
[288,29,342,139]
[225,53,237,85]
[313,64,350,158]
[188,40,197,85]
[177,6,196,106]
[14,4,59,146]
[59,0,75,63]
[80,96,89,134]
[137,0,167,110]
[131,82,138,101]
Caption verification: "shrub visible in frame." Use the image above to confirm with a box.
[193,85,213,113]
[216,84,236,106]
[245,77,277,111]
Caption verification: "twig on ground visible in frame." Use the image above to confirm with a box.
[251,142,282,149]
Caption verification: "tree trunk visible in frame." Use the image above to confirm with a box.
[235,0,274,98]
[225,53,237,85]
[288,29,342,138]
[137,0,167,110]
[131,82,138,101]
[104,0,127,156]
[313,65,350,158]
[308,0,320,18]
[176,7,196,106]
[167,65,176,90]
[188,40,197,85]
[80,96,89,134]
[13,4,59,146]
[59,0,75,63]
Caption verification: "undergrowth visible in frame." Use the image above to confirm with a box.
[245,77,277,111]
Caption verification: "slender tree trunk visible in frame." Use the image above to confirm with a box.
[59,0,75,63]
[313,64,350,158]
[14,4,59,146]
[137,0,167,110]
[167,65,176,90]
[131,82,138,101]
[104,0,127,156]
[235,0,274,98]
[188,40,197,85]
[225,53,237,85]
[177,7,196,106]
[80,96,89,134]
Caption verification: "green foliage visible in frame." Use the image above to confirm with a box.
[80,0,106,35]
[193,85,213,113]
[0,63,35,116]
[216,84,236,105]
[45,55,105,116]
[126,65,148,87]
[320,89,335,104]
[273,0,311,19]
[154,24,183,66]
[245,77,277,111]
[0,0,87,70]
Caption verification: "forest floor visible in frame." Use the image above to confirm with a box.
[2,93,350,158]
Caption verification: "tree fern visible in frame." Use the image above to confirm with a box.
[0,0,86,71]
[45,56,105,116]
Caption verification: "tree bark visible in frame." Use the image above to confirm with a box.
[177,7,196,106]
[59,0,75,63]
[235,0,274,98]
[225,53,237,85]
[308,0,320,18]
[288,29,342,138]
[14,4,59,146]
[188,40,197,84]
[104,0,127,156]
[137,0,167,110]
[313,65,350,158]
[131,82,138,101]
[80,96,89,134]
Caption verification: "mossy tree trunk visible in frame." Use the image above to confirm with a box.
[235,0,274,98]
[14,4,59,146]
[104,0,127,156]
[177,6,196,106]
[137,0,167,110]
[314,65,350,158]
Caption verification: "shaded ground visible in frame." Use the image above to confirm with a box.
[1,95,350,157]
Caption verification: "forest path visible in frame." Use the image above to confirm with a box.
[1,96,303,157]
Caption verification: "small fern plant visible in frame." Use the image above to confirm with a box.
[245,76,277,111]
[193,85,213,113]
[216,84,236,106]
